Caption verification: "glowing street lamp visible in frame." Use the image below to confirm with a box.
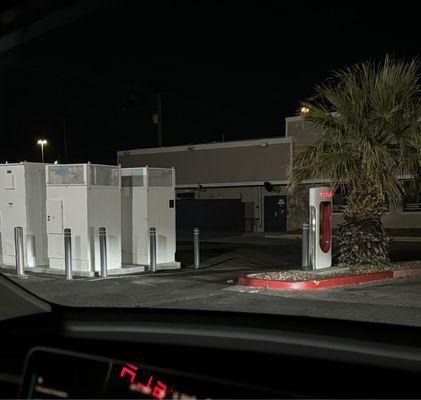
[37,139,47,163]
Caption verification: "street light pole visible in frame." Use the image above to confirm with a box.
[157,93,163,147]
[37,139,47,163]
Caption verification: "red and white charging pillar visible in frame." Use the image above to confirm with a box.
[309,187,333,270]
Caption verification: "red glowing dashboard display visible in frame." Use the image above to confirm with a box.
[21,347,266,399]
[20,348,205,399]
[119,362,195,400]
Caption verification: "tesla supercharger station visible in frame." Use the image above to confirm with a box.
[121,167,180,270]
[46,164,121,275]
[309,186,333,270]
[0,162,48,268]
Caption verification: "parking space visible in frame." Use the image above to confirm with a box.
[2,236,421,326]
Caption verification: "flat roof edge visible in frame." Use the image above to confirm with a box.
[285,115,303,123]
[117,136,292,156]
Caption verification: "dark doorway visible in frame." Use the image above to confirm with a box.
[264,195,287,232]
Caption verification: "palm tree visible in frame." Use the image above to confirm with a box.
[289,57,421,268]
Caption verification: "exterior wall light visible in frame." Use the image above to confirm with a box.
[300,106,310,115]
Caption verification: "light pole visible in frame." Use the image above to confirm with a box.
[37,139,47,163]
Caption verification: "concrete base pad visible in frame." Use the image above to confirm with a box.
[157,261,181,270]
[1,262,179,277]
[0,263,95,277]
[121,262,180,273]
[28,266,95,277]
[1,264,145,277]
[25,265,148,277]
[110,265,146,275]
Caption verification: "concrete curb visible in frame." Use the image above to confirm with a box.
[264,234,301,240]
[390,236,421,242]
[238,268,421,291]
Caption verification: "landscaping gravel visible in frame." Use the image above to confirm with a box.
[249,261,421,281]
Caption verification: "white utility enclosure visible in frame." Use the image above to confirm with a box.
[46,164,121,275]
[0,162,48,268]
[121,167,180,270]
[309,186,333,270]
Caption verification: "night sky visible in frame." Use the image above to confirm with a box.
[0,0,419,164]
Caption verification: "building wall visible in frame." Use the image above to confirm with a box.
[177,184,421,232]
[176,186,264,232]
[118,138,292,186]
[286,116,324,147]
[118,117,421,231]
[177,185,297,232]
[333,204,421,229]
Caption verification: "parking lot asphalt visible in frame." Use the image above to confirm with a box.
[3,236,421,327]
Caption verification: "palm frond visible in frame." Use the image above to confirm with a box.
[289,56,421,203]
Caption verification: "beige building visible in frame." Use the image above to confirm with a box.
[117,116,421,232]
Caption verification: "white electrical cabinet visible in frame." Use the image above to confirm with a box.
[121,167,180,270]
[0,162,48,268]
[46,164,122,275]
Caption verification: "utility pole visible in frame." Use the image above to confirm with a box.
[153,93,163,147]
[63,119,68,163]
[157,93,163,147]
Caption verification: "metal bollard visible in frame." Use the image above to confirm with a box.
[149,227,157,273]
[99,227,108,278]
[193,227,200,269]
[64,228,73,280]
[301,223,311,271]
[14,227,25,278]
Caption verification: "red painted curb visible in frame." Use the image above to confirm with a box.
[238,270,398,291]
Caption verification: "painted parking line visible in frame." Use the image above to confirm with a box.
[224,285,264,294]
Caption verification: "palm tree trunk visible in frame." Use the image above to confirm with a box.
[338,179,389,268]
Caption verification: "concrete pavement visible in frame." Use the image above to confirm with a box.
[5,266,421,327]
[2,236,421,327]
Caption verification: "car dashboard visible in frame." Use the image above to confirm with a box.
[20,347,241,399]
[2,305,421,399]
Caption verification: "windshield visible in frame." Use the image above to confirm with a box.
[0,0,420,328]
